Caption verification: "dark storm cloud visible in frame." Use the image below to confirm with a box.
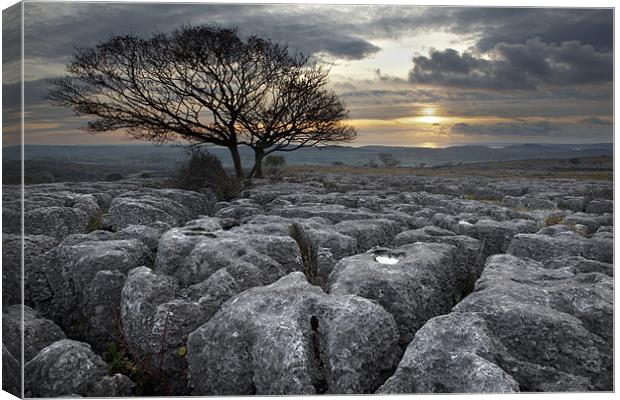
[410,38,612,90]
[22,3,381,65]
[450,8,613,53]
[294,6,613,53]
[22,4,612,72]
[375,7,613,53]
[13,4,613,146]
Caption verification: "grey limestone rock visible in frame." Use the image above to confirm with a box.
[25,207,89,240]
[187,272,400,395]
[42,239,153,349]
[3,305,66,363]
[25,339,133,397]
[332,218,402,251]
[121,267,206,394]
[380,253,612,393]
[378,312,519,394]
[585,199,613,214]
[328,242,464,345]
[507,231,612,263]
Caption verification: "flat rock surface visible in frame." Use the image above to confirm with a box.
[5,171,612,396]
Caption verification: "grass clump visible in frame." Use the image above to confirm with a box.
[103,342,149,395]
[86,210,107,232]
[289,223,321,287]
[544,214,565,226]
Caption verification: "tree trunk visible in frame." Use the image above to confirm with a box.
[229,145,245,180]
[252,148,265,179]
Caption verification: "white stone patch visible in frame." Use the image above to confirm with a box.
[375,255,400,265]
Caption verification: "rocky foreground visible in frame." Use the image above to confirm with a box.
[2,172,613,396]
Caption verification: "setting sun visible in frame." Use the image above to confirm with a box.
[417,115,443,124]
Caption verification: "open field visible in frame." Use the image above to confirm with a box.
[286,155,613,181]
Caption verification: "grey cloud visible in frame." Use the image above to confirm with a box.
[408,7,613,53]
[410,38,612,90]
[581,117,612,125]
[3,78,82,134]
[3,4,23,83]
[22,3,381,67]
[20,4,612,77]
[340,89,441,102]
[451,121,561,136]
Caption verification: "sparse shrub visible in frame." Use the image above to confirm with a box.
[332,161,344,166]
[322,180,344,193]
[264,154,286,167]
[567,223,591,237]
[289,223,320,287]
[544,214,564,226]
[378,153,400,167]
[263,154,286,179]
[568,157,581,165]
[105,173,125,181]
[86,210,107,232]
[140,172,151,178]
[176,147,242,200]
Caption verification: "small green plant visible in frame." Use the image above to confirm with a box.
[103,342,147,394]
[289,223,320,287]
[544,214,564,226]
[86,210,107,232]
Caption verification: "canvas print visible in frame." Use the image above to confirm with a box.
[2,1,614,397]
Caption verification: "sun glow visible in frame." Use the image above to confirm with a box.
[418,142,442,148]
[415,107,443,124]
[417,115,443,124]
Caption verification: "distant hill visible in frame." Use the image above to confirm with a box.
[2,143,613,183]
[5,142,613,165]
[2,159,149,184]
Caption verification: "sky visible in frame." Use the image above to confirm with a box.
[2,2,614,147]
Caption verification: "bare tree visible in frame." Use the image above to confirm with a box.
[238,61,356,178]
[48,25,356,179]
